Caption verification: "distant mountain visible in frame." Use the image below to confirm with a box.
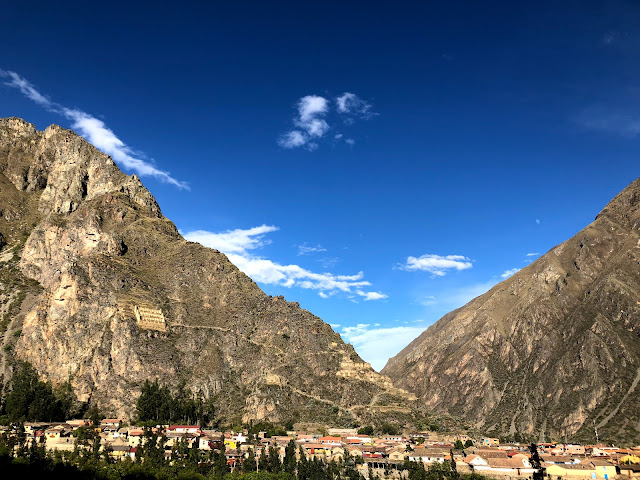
[383,177,640,444]
[0,117,416,426]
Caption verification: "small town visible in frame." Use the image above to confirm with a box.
[2,418,639,480]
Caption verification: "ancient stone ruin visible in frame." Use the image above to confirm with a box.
[133,305,166,332]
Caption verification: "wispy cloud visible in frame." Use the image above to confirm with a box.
[336,92,375,119]
[355,290,388,301]
[416,279,498,316]
[279,92,375,150]
[183,225,387,300]
[602,31,631,46]
[501,267,520,278]
[526,252,539,257]
[419,295,437,306]
[0,70,187,189]
[340,323,425,371]
[440,280,498,309]
[297,243,327,256]
[399,254,473,276]
[575,104,640,138]
[536,218,541,224]
[184,225,278,255]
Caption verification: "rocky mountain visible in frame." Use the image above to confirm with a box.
[382,177,640,444]
[0,117,416,425]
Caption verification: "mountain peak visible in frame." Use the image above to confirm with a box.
[383,176,640,444]
[0,117,416,425]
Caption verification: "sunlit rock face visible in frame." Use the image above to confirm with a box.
[0,117,415,425]
[383,176,640,444]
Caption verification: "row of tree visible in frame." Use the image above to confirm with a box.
[1,362,76,423]
[136,379,216,426]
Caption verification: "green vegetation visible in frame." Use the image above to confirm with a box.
[1,361,75,423]
[404,457,487,480]
[0,425,232,479]
[245,422,288,438]
[529,443,544,480]
[0,427,402,480]
[136,379,216,426]
[379,423,400,435]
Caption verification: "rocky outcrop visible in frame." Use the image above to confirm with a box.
[0,117,414,425]
[382,177,640,444]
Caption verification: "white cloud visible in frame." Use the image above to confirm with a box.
[0,70,187,189]
[279,92,375,150]
[297,243,327,256]
[340,323,426,371]
[298,95,328,122]
[304,119,329,138]
[184,224,278,255]
[184,225,387,300]
[420,295,437,306]
[501,268,520,278]
[278,130,306,149]
[0,70,52,106]
[355,290,388,301]
[400,254,473,276]
[526,252,539,256]
[336,92,374,118]
[536,219,541,224]
[279,95,330,150]
[336,93,356,113]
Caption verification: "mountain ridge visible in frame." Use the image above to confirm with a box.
[383,176,640,444]
[0,116,418,427]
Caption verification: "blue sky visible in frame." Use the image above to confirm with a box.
[1,1,639,370]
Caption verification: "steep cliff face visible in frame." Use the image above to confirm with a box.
[0,117,414,425]
[382,177,640,444]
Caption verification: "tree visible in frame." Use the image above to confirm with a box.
[529,443,544,480]
[380,423,400,435]
[357,426,374,436]
[243,448,257,473]
[27,433,46,464]
[283,439,297,475]
[267,445,281,473]
[406,459,427,480]
[258,447,268,471]
[464,440,473,448]
[215,442,229,477]
[450,449,460,480]
[454,440,464,450]
[135,379,214,426]
[138,428,166,468]
[87,404,102,426]
[5,362,66,422]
